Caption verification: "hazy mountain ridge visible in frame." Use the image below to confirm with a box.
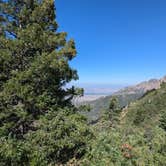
[87,75,166,120]
[114,76,166,95]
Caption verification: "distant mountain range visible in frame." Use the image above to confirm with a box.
[114,76,166,95]
[86,75,166,121]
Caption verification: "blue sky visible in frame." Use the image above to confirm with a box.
[56,0,166,85]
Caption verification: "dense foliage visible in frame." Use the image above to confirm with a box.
[82,83,166,166]
[0,0,92,165]
[0,0,166,165]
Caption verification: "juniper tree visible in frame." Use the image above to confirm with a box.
[0,0,92,164]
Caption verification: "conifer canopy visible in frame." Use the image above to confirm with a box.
[0,1,91,165]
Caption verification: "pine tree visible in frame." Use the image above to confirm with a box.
[0,0,92,164]
[102,97,121,126]
[159,110,166,131]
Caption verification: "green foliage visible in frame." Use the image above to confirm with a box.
[88,92,144,121]
[82,83,166,165]
[0,138,30,166]
[101,97,121,126]
[0,0,92,165]
[82,124,166,166]
[109,97,119,110]
[1,0,166,165]
[159,110,166,131]
[0,110,93,165]
[121,83,166,129]
[26,109,93,164]
[82,130,124,166]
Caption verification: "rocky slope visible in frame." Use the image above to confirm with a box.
[115,76,166,95]
[87,75,166,121]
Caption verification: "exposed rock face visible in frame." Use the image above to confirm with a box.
[114,76,166,95]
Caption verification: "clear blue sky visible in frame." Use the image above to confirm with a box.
[56,0,166,85]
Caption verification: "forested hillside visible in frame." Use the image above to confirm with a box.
[88,92,143,121]
[81,83,166,165]
[87,77,166,121]
[0,1,165,165]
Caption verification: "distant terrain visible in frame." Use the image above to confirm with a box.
[72,83,125,105]
[73,94,106,106]
[85,76,166,120]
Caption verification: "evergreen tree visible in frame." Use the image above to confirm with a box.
[109,97,120,119]
[102,97,121,125]
[109,97,119,111]
[159,110,166,131]
[0,0,92,164]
